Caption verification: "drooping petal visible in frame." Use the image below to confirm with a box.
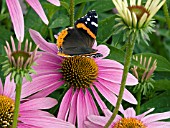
[91,86,108,111]
[19,116,75,128]
[47,0,60,6]
[77,89,88,128]
[97,78,137,104]
[28,81,64,99]
[98,69,138,85]
[3,75,15,99]
[21,74,62,98]
[29,29,58,54]
[86,115,108,127]
[94,82,124,113]
[26,0,49,25]
[19,110,52,117]
[146,122,170,128]
[57,87,73,120]
[20,97,57,111]
[85,89,99,115]
[6,0,24,42]
[68,89,79,125]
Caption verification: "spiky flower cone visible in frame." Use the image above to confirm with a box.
[2,37,39,84]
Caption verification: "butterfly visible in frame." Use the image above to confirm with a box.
[56,10,103,58]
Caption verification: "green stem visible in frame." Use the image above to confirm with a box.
[12,82,22,128]
[135,91,141,115]
[104,38,135,128]
[49,29,54,43]
[70,0,75,27]
[163,2,170,30]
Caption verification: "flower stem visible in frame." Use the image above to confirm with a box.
[163,2,170,30]
[70,0,75,27]
[49,29,54,43]
[104,37,135,128]
[135,90,141,115]
[12,81,22,128]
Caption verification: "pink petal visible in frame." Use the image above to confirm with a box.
[137,108,154,120]
[96,45,110,58]
[97,78,137,104]
[77,89,88,128]
[85,89,99,115]
[47,0,60,6]
[96,59,124,69]
[29,29,58,54]
[37,52,62,64]
[20,97,57,111]
[19,110,52,117]
[28,81,64,99]
[123,107,136,118]
[6,0,24,42]
[86,115,108,127]
[98,69,138,85]
[57,87,73,120]
[3,75,15,99]
[146,122,170,128]
[92,40,97,48]
[94,82,124,113]
[142,111,170,124]
[0,79,3,95]
[26,0,49,25]
[91,86,107,111]
[17,123,40,128]
[84,120,103,128]
[19,116,75,128]
[21,74,62,98]
[68,89,78,125]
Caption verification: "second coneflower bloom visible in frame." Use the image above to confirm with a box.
[112,0,166,44]
[22,29,138,128]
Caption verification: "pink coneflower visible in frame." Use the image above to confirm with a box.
[85,108,170,128]
[0,75,75,128]
[21,29,138,128]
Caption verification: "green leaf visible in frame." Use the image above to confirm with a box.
[0,13,9,21]
[135,53,170,72]
[154,79,170,91]
[24,8,48,41]
[75,0,95,5]
[49,15,70,28]
[0,26,13,46]
[97,15,116,43]
[87,0,114,13]
[107,46,144,68]
[141,91,170,116]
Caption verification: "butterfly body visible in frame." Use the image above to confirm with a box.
[57,10,102,58]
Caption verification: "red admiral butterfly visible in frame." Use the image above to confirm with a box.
[57,10,103,58]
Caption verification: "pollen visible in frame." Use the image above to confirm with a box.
[61,56,98,88]
[0,95,15,127]
[114,117,146,128]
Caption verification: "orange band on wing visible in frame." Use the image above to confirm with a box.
[57,29,68,48]
[76,23,96,39]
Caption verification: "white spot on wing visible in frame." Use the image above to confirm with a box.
[91,22,98,27]
[94,15,98,18]
[87,18,90,21]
